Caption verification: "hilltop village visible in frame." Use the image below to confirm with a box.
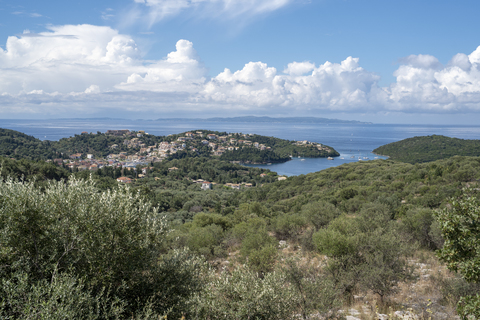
[31,130,339,190]
[52,129,337,178]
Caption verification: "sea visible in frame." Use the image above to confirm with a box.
[2,118,480,177]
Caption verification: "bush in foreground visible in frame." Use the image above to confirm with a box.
[0,177,206,318]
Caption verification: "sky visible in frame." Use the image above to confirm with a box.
[1,0,480,124]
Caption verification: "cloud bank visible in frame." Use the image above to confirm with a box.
[2,24,480,117]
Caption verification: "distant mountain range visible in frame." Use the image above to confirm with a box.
[189,116,371,124]
[155,116,373,124]
[51,116,372,125]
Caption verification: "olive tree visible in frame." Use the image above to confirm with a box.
[436,188,480,318]
[0,177,206,318]
[313,207,414,302]
[189,266,299,319]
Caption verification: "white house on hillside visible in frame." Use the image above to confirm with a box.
[201,181,212,190]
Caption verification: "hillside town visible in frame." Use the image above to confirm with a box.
[49,130,319,187]
[52,130,334,176]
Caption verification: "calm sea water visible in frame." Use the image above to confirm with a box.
[2,118,480,176]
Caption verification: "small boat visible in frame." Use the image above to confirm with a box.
[298,156,301,158]
[300,159,305,161]
[340,157,344,160]
[327,157,334,160]
[350,156,355,159]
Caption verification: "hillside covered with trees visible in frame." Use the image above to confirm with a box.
[0,128,339,164]
[2,128,480,318]
[2,152,480,318]
[373,135,480,163]
[0,128,59,160]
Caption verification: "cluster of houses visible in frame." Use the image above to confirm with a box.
[50,129,281,189]
[109,131,273,161]
[294,140,333,153]
[53,153,108,171]
[53,154,147,174]
[177,131,272,157]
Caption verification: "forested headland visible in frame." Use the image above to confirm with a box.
[1,129,480,319]
[373,135,480,164]
[0,128,339,163]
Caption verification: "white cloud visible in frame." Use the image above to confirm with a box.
[388,47,480,111]
[0,25,208,96]
[117,39,207,92]
[10,11,42,18]
[399,54,442,69]
[0,24,142,94]
[283,61,315,76]
[131,0,292,26]
[3,24,480,117]
[85,85,101,94]
[448,53,471,71]
[203,57,381,111]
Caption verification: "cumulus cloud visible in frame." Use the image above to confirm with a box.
[131,0,292,26]
[117,39,207,92]
[3,24,480,117]
[388,47,480,111]
[283,61,315,76]
[399,54,442,69]
[202,57,382,112]
[85,85,101,94]
[0,24,142,94]
[0,25,207,96]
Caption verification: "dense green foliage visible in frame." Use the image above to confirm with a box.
[220,147,290,163]
[313,205,414,301]
[436,189,480,318]
[245,134,339,158]
[150,157,275,184]
[0,128,59,160]
[0,157,70,183]
[53,132,134,157]
[239,156,480,219]
[0,178,208,319]
[189,267,299,319]
[4,126,480,318]
[373,135,480,163]
[168,156,480,306]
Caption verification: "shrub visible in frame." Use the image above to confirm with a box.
[0,177,206,318]
[273,213,307,240]
[301,201,340,230]
[313,213,414,301]
[436,189,480,318]
[189,266,299,319]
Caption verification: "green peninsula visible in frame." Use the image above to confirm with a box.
[373,135,480,163]
[0,128,339,164]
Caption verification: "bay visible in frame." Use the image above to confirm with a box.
[2,118,480,176]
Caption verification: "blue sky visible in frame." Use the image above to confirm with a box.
[1,0,480,124]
